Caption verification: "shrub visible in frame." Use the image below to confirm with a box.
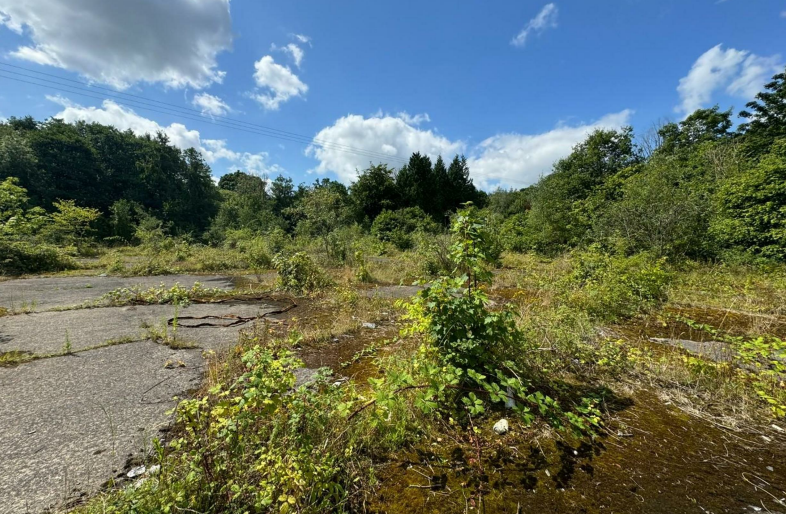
[396,206,602,431]
[564,246,670,321]
[371,207,439,250]
[712,139,786,260]
[273,252,331,294]
[593,157,711,259]
[0,239,76,275]
[499,212,530,252]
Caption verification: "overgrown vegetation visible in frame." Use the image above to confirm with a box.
[5,64,786,514]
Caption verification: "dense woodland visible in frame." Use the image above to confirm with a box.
[2,67,786,274]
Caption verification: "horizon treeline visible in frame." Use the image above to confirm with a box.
[2,66,786,268]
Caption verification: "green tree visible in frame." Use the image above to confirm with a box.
[525,128,639,253]
[293,186,352,257]
[712,139,786,260]
[396,152,436,215]
[445,155,481,212]
[349,163,400,223]
[594,157,709,258]
[658,106,734,156]
[45,199,101,251]
[270,175,295,215]
[0,130,39,193]
[739,67,786,156]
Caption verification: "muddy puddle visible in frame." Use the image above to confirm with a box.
[366,390,786,513]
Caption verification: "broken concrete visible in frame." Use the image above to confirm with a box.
[1,301,285,356]
[0,341,204,513]
[0,274,237,313]
[0,274,298,514]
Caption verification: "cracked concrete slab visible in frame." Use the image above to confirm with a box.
[1,302,285,356]
[0,274,238,313]
[0,340,205,514]
[0,274,296,514]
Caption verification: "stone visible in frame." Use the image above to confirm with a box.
[127,465,146,478]
[362,322,377,329]
[493,419,509,435]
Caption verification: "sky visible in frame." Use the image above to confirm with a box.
[0,0,783,190]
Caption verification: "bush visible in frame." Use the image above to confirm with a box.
[0,240,76,275]
[564,246,670,321]
[273,252,331,294]
[498,212,530,252]
[372,207,439,250]
[398,206,602,431]
[593,157,711,259]
[712,139,786,260]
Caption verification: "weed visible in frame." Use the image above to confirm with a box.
[0,350,36,366]
[273,252,331,294]
[103,282,224,307]
[62,329,72,354]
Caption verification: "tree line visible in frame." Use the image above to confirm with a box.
[2,66,786,272]
[486,67,786,263]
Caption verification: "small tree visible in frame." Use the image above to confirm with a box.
[46,199,100,251]
[399,206,600,431]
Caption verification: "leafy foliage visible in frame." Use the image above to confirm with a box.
[564,246,670,321]
[713,139,786,260]
[273,252,331,294]
[396,206,602,431]
[371,207,438,250]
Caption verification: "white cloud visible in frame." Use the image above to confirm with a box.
[676,44,782,114]
[250,55,308,110]
[308,109,634,188]
[0,0,232,90]
[294,34,311,45]
[306,113,464,183]
[282,44,304,68]
[47,96,282,176]
[511,3,558,48]
[467,110,634,189]
[396,112,431,125]
[193,92,231,116]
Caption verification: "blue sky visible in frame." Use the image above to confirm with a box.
[0,0,783,189]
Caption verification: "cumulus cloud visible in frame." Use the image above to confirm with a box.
[306,113,464,183]
[278,43,304,68]
[48,96,282,176]
[396,112,431,125]
[308,110,634,188]
[250,55,308,110]
[511,3,558,48]
[0,0,232,90]
[677,44,782,114]
[193,93,231,116]
[467,110,634,189]
[294,34,311,45]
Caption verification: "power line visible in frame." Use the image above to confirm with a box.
[0,65,411,165]
[0,62,410,163]
[0,64,539,189]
